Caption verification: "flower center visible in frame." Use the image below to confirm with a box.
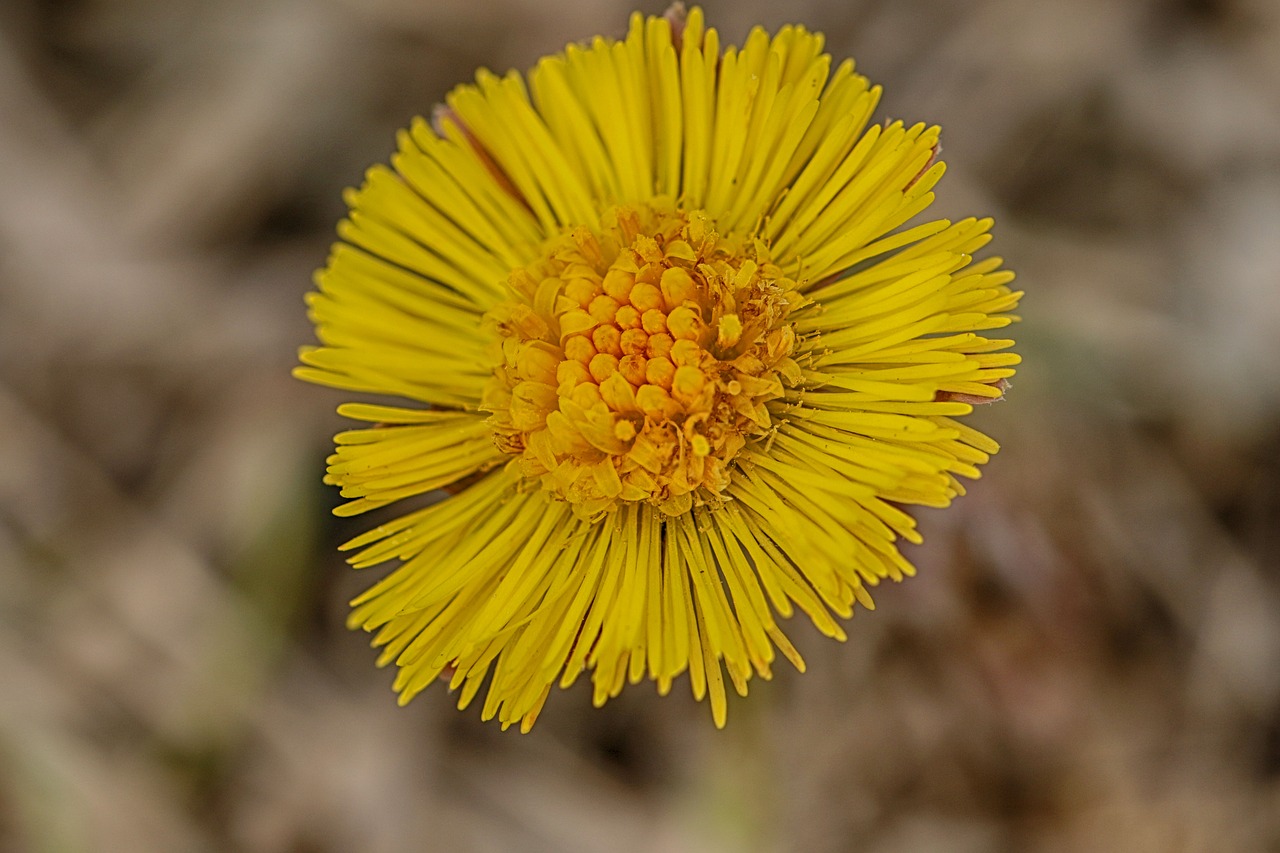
[482,203,803,519]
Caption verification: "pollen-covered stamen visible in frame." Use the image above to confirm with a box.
[483,203,803,519]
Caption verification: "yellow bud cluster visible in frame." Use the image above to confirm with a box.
[483,203,803,519]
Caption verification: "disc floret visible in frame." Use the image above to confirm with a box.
[484,203,804,519]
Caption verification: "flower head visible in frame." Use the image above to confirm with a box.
[296,6,1021,731]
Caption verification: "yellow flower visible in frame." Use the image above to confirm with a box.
[296,6,1021,731]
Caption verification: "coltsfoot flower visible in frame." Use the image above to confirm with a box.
[296,6,1021,731]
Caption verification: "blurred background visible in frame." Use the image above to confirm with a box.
[3,0,1280,850]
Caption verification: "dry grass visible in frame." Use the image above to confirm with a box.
[2,0,1279,850]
